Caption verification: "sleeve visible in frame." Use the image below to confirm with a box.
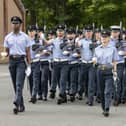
[78,40,82,47]
[25,35,31,48]
[48,45,53,51]
[4,36,9,48]
[113,47,119,62]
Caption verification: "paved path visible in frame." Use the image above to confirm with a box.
[0,65,126,126]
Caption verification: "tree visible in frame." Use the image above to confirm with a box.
[22,0,126,28]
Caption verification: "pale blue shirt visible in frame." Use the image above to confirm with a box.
[4,31,31,55]
[94,44,119,65]
[109,38,124,62]
[51,37,68,59]
[79,38,93,61]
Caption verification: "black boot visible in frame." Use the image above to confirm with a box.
[38,96,43,100]
[49,90,55,99]
[30,97,37,104]
[96,97,101,103]
[13,101,19,115]
[113,100,120,106]
[57,94,67,105]
[102,108,110,117]
[121,99,126,104]
[70,95,75,102]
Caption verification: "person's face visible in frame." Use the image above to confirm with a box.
[38,31,43,37]
[48,34,54,40]
[101,36,110,45]
[72,33,76,38]
[11,23,21,32]
[85,30,93,39]
[56,29,64,37]
[111,31,120,38]
[28,30,36,38]
[67,33,74,40]
[95,32,101,39]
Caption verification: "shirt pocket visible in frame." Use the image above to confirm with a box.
[8,39,14,47]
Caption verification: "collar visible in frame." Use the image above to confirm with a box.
[12,31,22,35]
[100,43,111,48]
[85,38,92,41]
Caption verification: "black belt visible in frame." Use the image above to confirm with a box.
[97,65,113,71]
[40,61,49,64]
[9,55,25,60]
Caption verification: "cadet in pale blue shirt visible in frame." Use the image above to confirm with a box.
[27,25,41,104]
[47,24,69,105]
[109,26,125,106]
[94,29,118,117]
[3,16,31,114]
[77,25,96,105]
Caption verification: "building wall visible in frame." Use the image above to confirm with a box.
[7,0,23,33]
[0,0,25,63]
[0,0,25,46]
[0,0,4,45]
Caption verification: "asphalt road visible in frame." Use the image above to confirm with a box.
[0,64,126,126]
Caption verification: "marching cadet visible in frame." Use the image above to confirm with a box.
[109,26,125,106]
[39,38,53,101]
[46,24,69,104]
[94,28,101,45]
[2,16,31,114]
[64,28,81,102]
[47,30,56,88]
[27,25,36,97]
[94,28,102,103]
[117,30,126,104]
[77,25,96,106]
[27,25,41,104]
[47,29,56,41]
[93,29,118,117]
[38,27,45,42]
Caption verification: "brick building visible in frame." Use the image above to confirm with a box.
[0,0,25,46]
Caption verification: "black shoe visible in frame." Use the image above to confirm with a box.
[96,97,101,103]
[70,95,75,102]
[57,94,67,105]
[43,97,47,101]
[88,102,93,106]
[30,97,37,104]
[103,110,109,117]
[38,96,43,100]
[86,100,93,106]
[13,107,18,115]
[13,102,19,115]
[121,99,126,104]
[77,95,83,100]
[19,105,25,112]
[49,91,55,99]
[113,100,120,106]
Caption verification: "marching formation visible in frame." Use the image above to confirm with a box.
[2,16,126,117]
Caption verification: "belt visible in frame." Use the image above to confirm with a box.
[97,64,113,70]
[69,61,78,64]
[9,55,25,60]
[40,59,49,62]
[82,60,93,64]
[53,58,68,62]
[117,61,124,64]
[31,58,39,63]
